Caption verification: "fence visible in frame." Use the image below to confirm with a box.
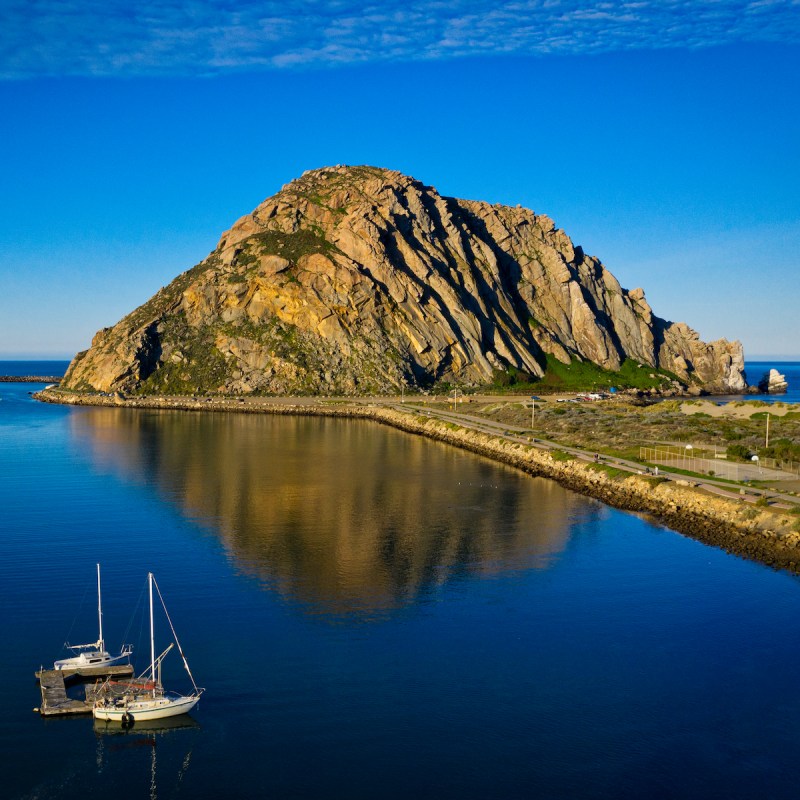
[639,446,800,481]
[760,456,800,474]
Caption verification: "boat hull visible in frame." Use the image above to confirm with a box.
[93,693,200,722]
[54,648,132,671]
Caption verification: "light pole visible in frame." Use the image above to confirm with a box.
[766,412,770,448]
[530,396,535,429]
[451,389,461,411]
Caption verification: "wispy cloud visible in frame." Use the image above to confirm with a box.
[2,0,799,78]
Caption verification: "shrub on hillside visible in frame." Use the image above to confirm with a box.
[726,444,752,461]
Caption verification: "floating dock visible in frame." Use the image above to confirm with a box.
[35,664,134,717]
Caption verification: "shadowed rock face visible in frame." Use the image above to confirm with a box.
[62,165,746,395]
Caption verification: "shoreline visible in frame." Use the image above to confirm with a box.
[36,388,800,575]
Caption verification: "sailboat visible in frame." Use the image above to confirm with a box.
[93,572,204,723]
[54,564,133,670]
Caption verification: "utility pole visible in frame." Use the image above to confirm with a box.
[530,396,535,429]
[766,412,770,448]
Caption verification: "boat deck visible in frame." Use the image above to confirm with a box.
[35,664,135,717]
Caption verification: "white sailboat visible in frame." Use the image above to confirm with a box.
[93,572,204,723]
[54,564,133,670]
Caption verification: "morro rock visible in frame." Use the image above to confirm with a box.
[61,165,747,396]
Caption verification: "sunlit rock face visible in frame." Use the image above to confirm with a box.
[62,166,746,395]
[758,368,788,394]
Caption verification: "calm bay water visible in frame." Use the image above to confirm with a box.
[3,367,800,797]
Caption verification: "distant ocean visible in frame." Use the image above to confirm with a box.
[0,359,71,377]
[739,360,800,404]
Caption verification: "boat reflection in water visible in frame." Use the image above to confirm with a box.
[94,715,200,800]
[70,408,597,614]
[94,713,200,737]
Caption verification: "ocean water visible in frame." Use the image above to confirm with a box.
[0,360,71,377]
[741,361,800,404]
[4,377,800,798]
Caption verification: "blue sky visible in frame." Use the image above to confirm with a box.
[1,1,799,360]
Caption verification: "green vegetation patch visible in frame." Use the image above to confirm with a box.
[490,366,534,388]
[726,443,753,462]
[586,462,625,479]
[135,313,230,396]
[243,228,342,265]
[486,354,684,394]
[762,437,800,463]
[533,354,682,392]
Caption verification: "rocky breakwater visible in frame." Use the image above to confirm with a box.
[0,375,61,383]
[60,165,746,397]
[37,387,799,573]
[388,411,800,572]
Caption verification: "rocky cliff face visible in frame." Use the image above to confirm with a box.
[62,165,747,395]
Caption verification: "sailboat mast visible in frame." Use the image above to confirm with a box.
[149,572,156,690]
[96,563,104,649]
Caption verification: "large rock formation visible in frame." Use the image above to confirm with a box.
[62,166,747,396]
[758,369,788,394]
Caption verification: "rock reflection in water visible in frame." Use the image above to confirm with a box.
[70,408,585,613]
